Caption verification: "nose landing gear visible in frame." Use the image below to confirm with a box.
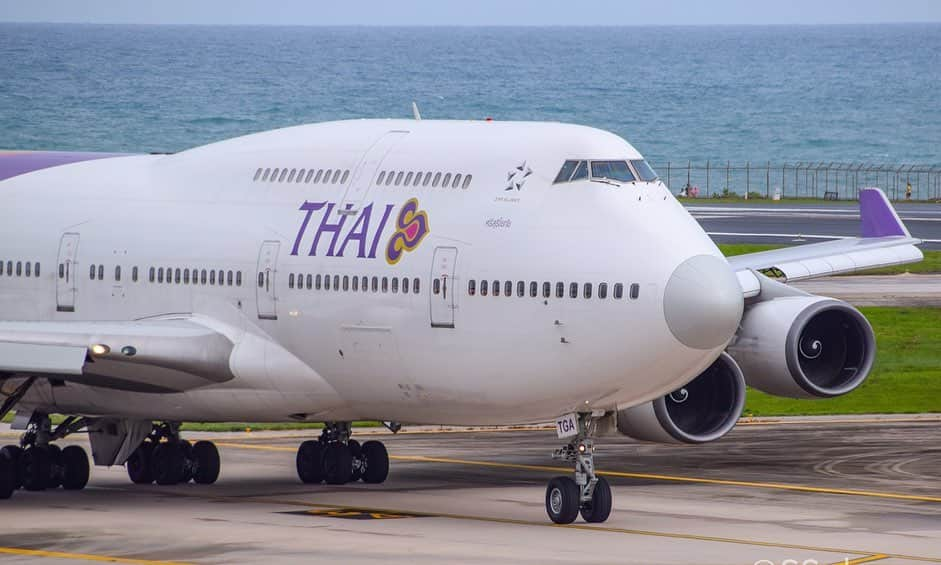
[546,413,613,524]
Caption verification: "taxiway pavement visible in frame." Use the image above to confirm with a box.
[0,416,939,564]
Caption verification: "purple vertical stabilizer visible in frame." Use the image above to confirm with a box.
[0,151,130,183]
[859,187,908,238]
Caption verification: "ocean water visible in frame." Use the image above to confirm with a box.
[0,23,939,165]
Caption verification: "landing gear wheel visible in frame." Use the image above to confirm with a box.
[322,443,353,485]
[45,444,63,489]
[1,445,24,490]
[61,446,90,491]
[360,440,389,484]
[127,441,155,484]
[579,476,612,523]
[296,440,324,484]
[348,440,363,482]
[20,446,50,491]
[546,476,580,524]
[0,449,14,500]
[192,441,220,485]
[152,441,187,485]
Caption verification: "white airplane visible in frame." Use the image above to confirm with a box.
[0,119,923,524]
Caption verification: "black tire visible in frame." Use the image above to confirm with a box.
[127,441,155,484]
[45,444,63,489]
[61,445,90,491]
[348,439,363,482]
[192,441,220,485]
[0,449,14,500]
[545,476,580,524]
[20,446,50,492]
[322,443,353,485]
[296,440,323,484]
[360,440,389,484]
[579,476,612,523]
[152,442,186,485]
[177,440,194,483]
[1,445,24,490]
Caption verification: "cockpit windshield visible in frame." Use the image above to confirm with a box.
[590,161,635,183]
[630,160,659,182]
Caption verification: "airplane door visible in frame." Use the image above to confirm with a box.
[339,130,409,214]
[256,241,280,320]
[56,232,80,312]
[430,247,457,328]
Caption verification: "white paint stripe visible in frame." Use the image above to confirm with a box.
[707,232,941,243]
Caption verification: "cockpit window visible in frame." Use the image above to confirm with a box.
[571,160,588,181]
[631,160,659,182]
[554,160,579,184]
[591,161,635,183]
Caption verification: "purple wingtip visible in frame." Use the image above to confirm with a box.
[859,187,907,238]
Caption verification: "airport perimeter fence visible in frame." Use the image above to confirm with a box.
[652,161,941,202]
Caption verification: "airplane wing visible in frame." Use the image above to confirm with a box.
[0,318,235,394]
[727,188,924,297]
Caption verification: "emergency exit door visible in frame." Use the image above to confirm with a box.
[339,130,409,214]
[256,241,280,320]
[430,247,457,328]
[56,233,80,312]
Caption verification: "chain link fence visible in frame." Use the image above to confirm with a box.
[653,161,941,201]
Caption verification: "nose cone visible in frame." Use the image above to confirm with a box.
[663,255,743,350]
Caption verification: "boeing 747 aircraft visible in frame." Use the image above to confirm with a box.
[0,119,923,524]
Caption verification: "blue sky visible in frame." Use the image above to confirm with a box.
[2,0,940,25]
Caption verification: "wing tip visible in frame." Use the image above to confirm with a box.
[859,187,910,238]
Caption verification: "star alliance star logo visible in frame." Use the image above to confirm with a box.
[505,161,533,191]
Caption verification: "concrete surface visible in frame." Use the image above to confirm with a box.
[0,416,939,564]
[792,274,941,306]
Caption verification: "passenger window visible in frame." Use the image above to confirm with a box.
[289,273,295,289]
[352,276,359,291]
[395,172,404,186]
[201,269,207,284]
[58,264,63,278]
[324,274,331,290]
[324,169,333,183]
[571,160,588,181]
[543,282,550,298]
[372,276,379,292]
[115,266,121,282]
[149,267,155,282]
[0,261,4,276]
[462,174,472,189]
[343,275,349,291]
[254,168,263,181]
[362,276,368,292]
[174,268,181,284]
[433,278,441,295]
[504,281,512,297]
[468,279,476,296]
[297,169,306,183]
[381,277,389,293]
[315,274,322,290]
[530,281,538,297]
[333,275,340,290]
[423,173,432,187]
[517,281,524,297]
[556,282,564,298]
[554,160,579,184]
[432,172,441,187]
[89,264,96,280]
[599,282,608,299]
[227,271,233,286]
[413,277,420,294]
[99,265,105,281]
[385,171,395,186]
[332,170,342,183]
[262,168,271,181]
[584,283,592,299]
[452,174,462,189]
[377,171,386,185]
[257,272,264,287]
[238,271,243,286]
[217,270,224,285]
[341,170,350,184]
[314,169,324,183]
[442,173,452,187]
[413,172,423,187]
[493,280,500,297]
[391,277,399,293]
[305,274,312,289]
[132,266,138,282]
[569,282,578,298]
[480,280,488,296]
[183,269,190,284]
[5,261,10,276]
[287,169,297,183]
[402,277,409,293]
[306,169,315,183]
[630,283,640,299]
[271,168,280,182]
[209,270,216,285]
[405,172,414,185]
[158,267,165,283]
[614,283,624,299]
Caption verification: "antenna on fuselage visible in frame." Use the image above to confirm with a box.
[411,101,422,121]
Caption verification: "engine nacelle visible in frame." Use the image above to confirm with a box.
[727,296,875,399]
[616,352,745,444]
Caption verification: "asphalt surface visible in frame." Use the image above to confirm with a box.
[687,201,941,249]
[792,274,941,306]
[1,417,939,564]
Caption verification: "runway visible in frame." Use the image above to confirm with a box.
[687,201,941,249]
[1,417,940,564]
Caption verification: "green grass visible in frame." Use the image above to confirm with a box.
[718,244,941,275]
[744,307,941,416]
[679,196,940,205]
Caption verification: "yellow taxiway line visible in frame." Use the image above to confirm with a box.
[0,546,189,564]
[828,555,889,565]
[212,442,941,504]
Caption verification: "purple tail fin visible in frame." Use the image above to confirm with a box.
[859,187,909,238]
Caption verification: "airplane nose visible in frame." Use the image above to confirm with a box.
[663,254,743,350]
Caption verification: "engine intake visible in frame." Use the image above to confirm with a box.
[728,297,875,399]
[616,352,745,444]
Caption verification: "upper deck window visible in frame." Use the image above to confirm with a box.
[630,160,659,182]
[591,161,635,183]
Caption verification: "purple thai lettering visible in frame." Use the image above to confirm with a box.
[336,203,373,258]
[309,203,352,257]
[367,204,395,259]
[291,201,327,256]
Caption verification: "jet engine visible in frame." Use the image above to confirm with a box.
[616,353,745,444]
[727,296,875,399]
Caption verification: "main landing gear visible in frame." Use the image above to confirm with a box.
[546,413,613,524]
[0,412,90,500]
[295,422,389,486]
[125,423,220,486]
